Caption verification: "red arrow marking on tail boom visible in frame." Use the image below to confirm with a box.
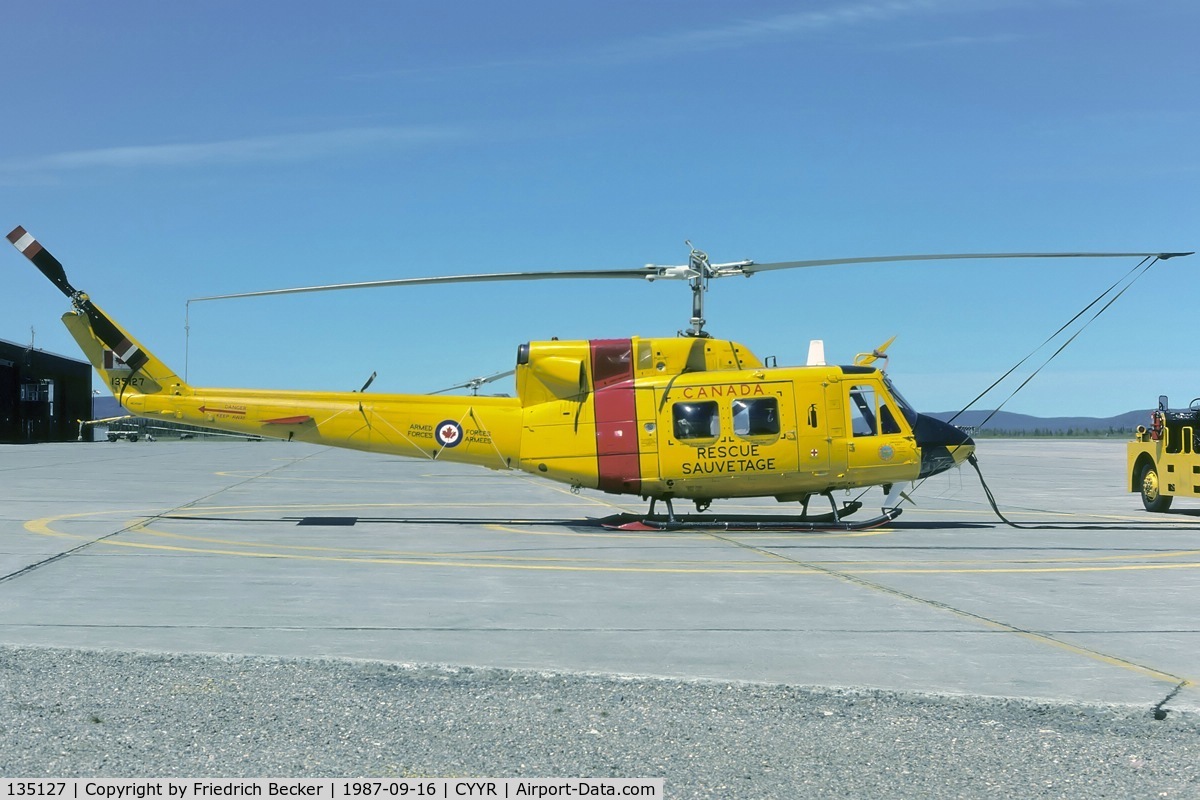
[199,405,247,416]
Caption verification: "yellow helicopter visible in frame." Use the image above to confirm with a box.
[9,225,1189,530]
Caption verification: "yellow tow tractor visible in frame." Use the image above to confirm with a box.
[1128,395,1200,512]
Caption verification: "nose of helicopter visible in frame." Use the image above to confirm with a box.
[913,414,975,478]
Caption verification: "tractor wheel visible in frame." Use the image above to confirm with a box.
[1139,462,1173,513]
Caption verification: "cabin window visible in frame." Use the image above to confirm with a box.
[733,397,780,437]
[591,342,633,388]
[637,341,654,371]
[673,401,720,440]
[849,384,902,436]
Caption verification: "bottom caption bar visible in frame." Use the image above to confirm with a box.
[2,780,664,800]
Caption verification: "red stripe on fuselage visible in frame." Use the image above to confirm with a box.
[590,339,640,495]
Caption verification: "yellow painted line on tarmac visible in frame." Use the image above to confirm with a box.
[23,510,829,570]
[21,509,1200,575]
[33,535,826,575]
[123,525,785,568]
[24,510,131,539]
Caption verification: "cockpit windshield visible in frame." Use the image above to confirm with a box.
[883,376,919,427]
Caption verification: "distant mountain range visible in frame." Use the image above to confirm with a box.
[929,409,1148,435]
[93,397,125,419]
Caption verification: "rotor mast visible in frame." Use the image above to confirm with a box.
[685,243,709,338]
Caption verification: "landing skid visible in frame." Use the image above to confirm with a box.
[600,507,901,532]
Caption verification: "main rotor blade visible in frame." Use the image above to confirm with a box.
[190,268,658,302]
[188,250,1193,304]
[737,251,1193,276]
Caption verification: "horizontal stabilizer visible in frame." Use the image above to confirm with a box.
[263,415,315,425]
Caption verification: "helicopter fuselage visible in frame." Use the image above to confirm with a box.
[65,302,971,505]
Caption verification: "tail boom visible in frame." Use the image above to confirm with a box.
[122,386,522,468]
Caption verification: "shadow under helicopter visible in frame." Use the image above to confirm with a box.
[155,513,1200,533]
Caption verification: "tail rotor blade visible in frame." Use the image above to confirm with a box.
[8,226,148,371]
[7,226,78,297]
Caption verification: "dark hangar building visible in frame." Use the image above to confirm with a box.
[0,338,93,443]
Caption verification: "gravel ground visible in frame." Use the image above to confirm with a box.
[1,646,1197,798]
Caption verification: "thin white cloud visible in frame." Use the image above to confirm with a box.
[353,0,1017,79]
[0,125,466,175]
[583,0,1005,64]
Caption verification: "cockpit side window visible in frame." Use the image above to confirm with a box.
[879,403,901,434]
[850,384,902,436]
[673,401,720,440]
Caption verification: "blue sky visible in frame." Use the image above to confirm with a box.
[2,0,1196,418]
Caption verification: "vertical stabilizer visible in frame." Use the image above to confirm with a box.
[61,304,191,400]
